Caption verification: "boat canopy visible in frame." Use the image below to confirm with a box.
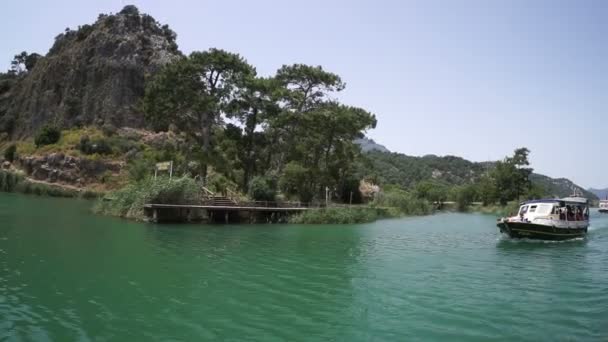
[520,199,561,205]
[560,197,589,204]
[521,197,588,206]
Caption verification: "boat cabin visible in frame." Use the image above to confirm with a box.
[517,198,589,223]
[599,200,608,211]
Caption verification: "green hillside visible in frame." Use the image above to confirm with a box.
[358,150,598,202]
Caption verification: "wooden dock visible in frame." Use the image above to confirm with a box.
[143,201,313,223]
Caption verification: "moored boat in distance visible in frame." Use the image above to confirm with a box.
[599,199,608,213]
[497,196,589,241]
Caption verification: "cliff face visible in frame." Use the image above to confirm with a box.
[0,6,180,137]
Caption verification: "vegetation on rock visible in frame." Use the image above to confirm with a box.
[34,125,61,147]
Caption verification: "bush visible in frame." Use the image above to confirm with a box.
[78,135,113,155]
[127,158,154,182]
[3,144,16,162]
[101,123,117,137]
[279,162,313,202]
[373,188,432,216]
[289,207,379,224]
[0,170,24,191]
[35,125,61,147]
[452,185,477,212]
[94,177,199,220]
[0,170,77,197]
[248,176,276,202]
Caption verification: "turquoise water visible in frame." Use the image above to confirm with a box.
[1,192,607,341]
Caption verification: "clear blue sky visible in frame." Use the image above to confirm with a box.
[1,0,607,188]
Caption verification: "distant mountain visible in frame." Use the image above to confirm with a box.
[358,149,599,201]
[529,174,597,200]
[354,137,390,153]
[588,188,608,200]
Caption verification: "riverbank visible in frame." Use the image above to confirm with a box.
[0,169,99,198]
[470,202,521,217]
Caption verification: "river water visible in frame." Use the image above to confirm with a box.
[1,192,607,341]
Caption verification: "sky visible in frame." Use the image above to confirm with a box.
[1,0,607,188]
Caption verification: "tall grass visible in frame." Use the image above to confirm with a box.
[94,176,199,220]
[289,207,380,224]
[0,170,79,197]
[474,201,520,217]
[289,189,434,224]
[0,170,24,192]
[372,188,433,216]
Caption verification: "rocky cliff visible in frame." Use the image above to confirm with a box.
[0,5,180,138]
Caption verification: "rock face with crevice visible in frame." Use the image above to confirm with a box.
[18,153,124,187]
[0,6,181,138]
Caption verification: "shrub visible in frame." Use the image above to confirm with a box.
[35,125,61,147]
[78,135,113,155]
[101,123,117,137]
[3,144,16,162]
[128,158,154,182]
[373,188,432,216]
[289,207,379,224]
[94,177,199,220]
[279,162,313,202]
[451,185,478,212]
[0,170,24,191]
[248,176,276,202]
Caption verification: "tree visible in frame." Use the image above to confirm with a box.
[279,161,313,202]
[9,51,40,75]
[271,64,346,168]
[279,102,376,201]
[25,53,41,71]
[476,174,498,205]
[492,147,533,204]
[452,185,477,211]
[415,180,449,205]
[144,49,256,176]
[225,77,280,189]
[275,64,345,113]
[248,176,277,202]
[508,147,533,199]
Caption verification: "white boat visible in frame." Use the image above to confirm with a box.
[497,196,589,240]
[599,199,608,213]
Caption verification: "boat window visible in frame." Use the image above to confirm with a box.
[529,205,537,213]
[536,204,552,215]
[519,206,528,215]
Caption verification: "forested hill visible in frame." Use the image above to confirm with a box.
[360,150,598,201]
[588,188,608,200]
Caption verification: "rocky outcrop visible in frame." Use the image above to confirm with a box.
[0,6,181,137]
[18,153,123,186]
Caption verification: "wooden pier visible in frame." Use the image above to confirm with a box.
[143,200,314,224]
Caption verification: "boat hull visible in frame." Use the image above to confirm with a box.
[497,221,587,241]
[599,209,608,214]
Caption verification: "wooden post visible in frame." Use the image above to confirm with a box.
[225,211,229,224]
